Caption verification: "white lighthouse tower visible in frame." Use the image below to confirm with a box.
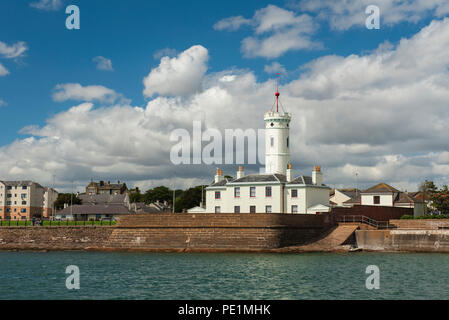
[264,76,291,175]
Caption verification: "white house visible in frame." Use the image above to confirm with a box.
[343,182,424,217]
[205,88,330,214]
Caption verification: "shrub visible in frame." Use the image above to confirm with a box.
[400,215,414,220]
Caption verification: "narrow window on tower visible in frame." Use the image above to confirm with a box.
[287,136,289,148]
[270,136,274,147]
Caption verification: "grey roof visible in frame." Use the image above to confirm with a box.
[231,174,285,183]
[209,179,229,187]
[337,188,361,199]
[287,176,313,185]
[139,206,166,213]
[343,194,361,205]
[395,192,423,204]
[79,194,127,205]
[1,180,43,188]
[56,205,131,215]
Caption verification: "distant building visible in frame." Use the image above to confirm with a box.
[54,205,131,221]
[130,201,171,214]
[85,180,128,195]
[343,182,424,217]
[79,193,130,207]
[187,205,206,213]
[55,193,131,220]
[0,181,47,220]
[43,187,59,218]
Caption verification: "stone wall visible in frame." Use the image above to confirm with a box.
[0,213,334,252]
[390,219,449,230]
[0,226,113,250]
[356,229,449,252]
[109,213,334,251]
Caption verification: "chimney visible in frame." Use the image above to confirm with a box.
[286,163,293,182]
[237,166,244,179]
[215,168,224,183]
[312,165,323,186]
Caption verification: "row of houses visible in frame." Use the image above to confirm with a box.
[55,193,171,221]
[0,179,172,221]
[330,182,424,217]
[0,177,427,221]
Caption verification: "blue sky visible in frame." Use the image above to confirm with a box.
[0,0,431,145]
[1,0,449,191]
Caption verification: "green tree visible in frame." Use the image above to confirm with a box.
[129,190,144,203]
[54,193,82,210]
[174,185,206,212]
[432,185,449,215]
[143,186,172,204]
[419,180,438,214]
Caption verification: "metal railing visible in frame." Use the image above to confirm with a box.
[336,215,393,229]
[0,219,117,227]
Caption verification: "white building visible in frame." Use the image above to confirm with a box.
[43,187,59,218]
[205,88,330,214]
[343,182,424,217]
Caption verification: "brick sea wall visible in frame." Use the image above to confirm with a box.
[0,213,334,252]
[0,226,113,250]
[390,219,449,230]
[109,213,334,251]
[356,229,449,252]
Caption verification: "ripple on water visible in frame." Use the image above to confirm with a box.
[0,251,448,300]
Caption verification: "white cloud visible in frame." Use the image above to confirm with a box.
[0,63,9,76]
[92,56,113,71]
[52,83,125,103]
[143,45,209,97]
[0,99,6,107]
[29,0,63,11]
[215,5,321,59]
[0,41,28,59]
[264,62,286,74]
[3,19,449,191]
[153,48,177,60]
[213,16,252,31]
[296,0,449,30]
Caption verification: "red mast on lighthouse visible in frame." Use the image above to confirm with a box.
[275,73,280,112]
